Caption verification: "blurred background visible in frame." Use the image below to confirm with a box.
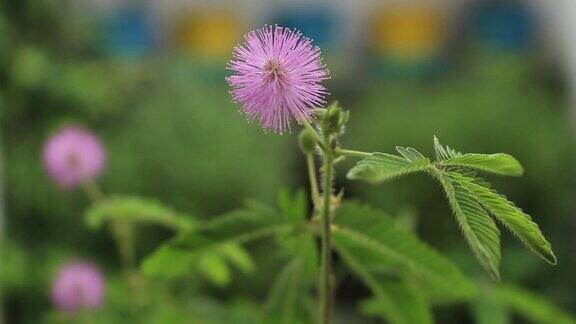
[1,0,576,323]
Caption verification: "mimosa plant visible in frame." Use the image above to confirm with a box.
[145,26,556,323]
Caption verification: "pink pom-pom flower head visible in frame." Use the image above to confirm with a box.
[42,125,106,190]
[227,25,330,134]
[51,261,106,313]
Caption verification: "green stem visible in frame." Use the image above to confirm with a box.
[306,153,320,206]
[335,149,372,158]
[80,182,136,273]
[319,133,334,324]
[112,221,135,271]
[111,220,139,317]
[80,180,105,202]
[79,181,139,316]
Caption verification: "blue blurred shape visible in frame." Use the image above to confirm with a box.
[472,1,534,51]
[272,6,336,48]
[106,7,153,57]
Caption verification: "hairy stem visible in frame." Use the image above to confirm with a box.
[319,133,334,324]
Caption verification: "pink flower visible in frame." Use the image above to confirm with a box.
[227,25,330,134]
[51,261,105,312]
[42,125,106,190]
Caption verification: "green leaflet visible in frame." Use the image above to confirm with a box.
[197,252,232,287]
[429,167,502,281]
[333,202,475,302]
[434,136,524,176]
[453,173,556,265]
[433,136,462,160]
[347,147,430,183]
[85,195,195,232]
[441,153,523,176]
[433,136,523,176]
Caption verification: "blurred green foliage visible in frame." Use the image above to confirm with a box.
[2,0,576,323]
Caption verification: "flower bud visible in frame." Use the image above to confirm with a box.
[322,102,348,135]
[299,128,317,154]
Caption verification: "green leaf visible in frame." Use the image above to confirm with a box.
[141,244,195,279]
[142,208,290,283]
[441,153,523,176]
[333,202,475,302]
[264,230,317,324]
[347,147,430,183]
[492,285,576,324]
[276,233,318,286]
[455,174,556,265]
[339,246,432,324]
[264,259,302,324]
[85,196,195,231]
[175,209,293,248]
[429,168,502,280]
[141,240,255,285]
[264,258,314,324]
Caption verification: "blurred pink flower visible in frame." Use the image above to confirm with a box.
[51,261,105,312]
[42,125,106,190]
[227,25,329,134]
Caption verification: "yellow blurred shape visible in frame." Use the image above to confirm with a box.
[178,12,240,57]
[371,6,444,60]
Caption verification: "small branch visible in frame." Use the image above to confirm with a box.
[302,119,329,152]
[79,180,139,317]
[335,149,372,158]
[306,153,320,207]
